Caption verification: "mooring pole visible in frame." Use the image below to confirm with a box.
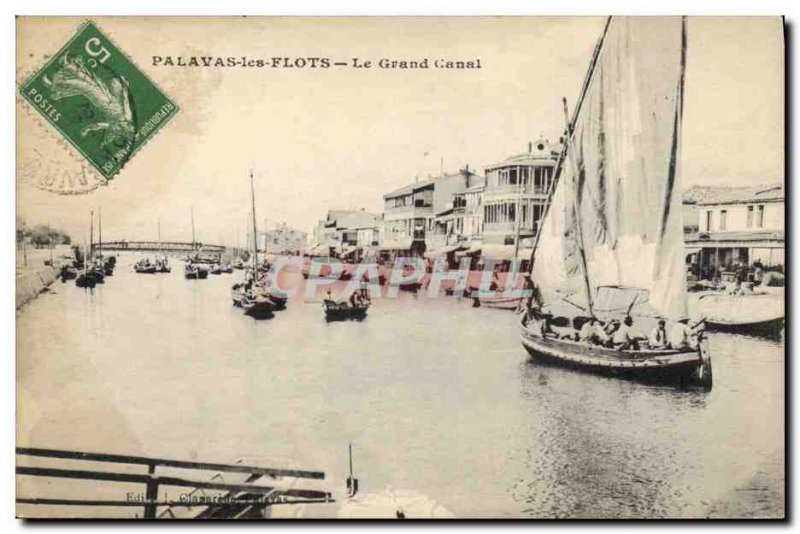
[144,464,158,519]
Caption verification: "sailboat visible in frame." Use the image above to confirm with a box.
[155,218,171,273]
[75,242,96,289]
[518,17,712,389]
[234,171,276,318]
[97,208,115,276]
[185,207,209,279]
[76,218,97,289]
[87,210,105,284]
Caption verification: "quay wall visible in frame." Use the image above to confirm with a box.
[16,266,57,310]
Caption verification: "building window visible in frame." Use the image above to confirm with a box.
[757,205,765,228]
[719,210,727,231]
[704,210,712,232]
[747,205,754,228]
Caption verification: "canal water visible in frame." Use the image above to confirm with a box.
[16,256,784,518]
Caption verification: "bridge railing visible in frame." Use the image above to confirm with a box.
[94,241,227,253]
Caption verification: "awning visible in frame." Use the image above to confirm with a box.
[480,244,517,261]
[307,244,332,257]
[423,245,461,259]
[380,238,413,251]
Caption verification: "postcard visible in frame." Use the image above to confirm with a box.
[15,16,785,519]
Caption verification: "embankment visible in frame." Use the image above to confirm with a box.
[16,266,57,310]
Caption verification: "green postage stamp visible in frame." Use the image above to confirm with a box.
[20,21,178,179]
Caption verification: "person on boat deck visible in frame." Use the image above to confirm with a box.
[602,319,620,345]
[648,319,668,349]
[360,272,370,299]
[579,317,608,346]
[527,309,553,337]
[349,291,360,307]
[489,270,500,292]
[668,316,703,350]
[611,316,640,350]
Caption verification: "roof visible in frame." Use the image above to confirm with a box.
[683,184,784,206]
[325,209,359,222]
[384,178,435,199]
[384,170,483,200]
[484,145,560,171]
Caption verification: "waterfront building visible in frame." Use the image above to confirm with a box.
[382,167,482,259]
[480,138,560,260]
[683,184,784,275]
[425,168,484,256]
[333,209,382,262]
[382,179,434,258]
[262,223,308,255]
[311,209,357,257]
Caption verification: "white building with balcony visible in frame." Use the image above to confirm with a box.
[684,184,784,276]
[482,138,560,250]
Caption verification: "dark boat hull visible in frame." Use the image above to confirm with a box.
[519,318,711,389]
[323,301,369,321]
[75,274,96,288]
[136,267,157,274]
[242,297,275,319]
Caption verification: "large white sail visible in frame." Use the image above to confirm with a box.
[532,17,688,320]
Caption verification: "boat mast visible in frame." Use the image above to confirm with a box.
[561,97,594,316]
[98,207,102,258]
[250,170,259,278]
[191,206,196,251]
[89,210,94,262]
[527,16,612,272]
[513,174,523,262]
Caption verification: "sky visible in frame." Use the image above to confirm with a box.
[16,16,784,246]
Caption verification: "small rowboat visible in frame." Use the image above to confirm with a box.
[185,263,209,279]
[323,300,369,321]
[519,313,712,388]
[135,263,157,274]
[474,292,521,310]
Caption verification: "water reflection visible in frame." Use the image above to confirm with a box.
[16,256,784,518]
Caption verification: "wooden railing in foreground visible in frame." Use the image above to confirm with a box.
[16,447,333,519]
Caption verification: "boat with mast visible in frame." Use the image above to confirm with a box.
[76,215,97,289]
[185,207,209,279]
[235,170,276,318]
[155,218,171,273]
[87,210,105,283]
[97,207,115,276]
[518,17,712,388]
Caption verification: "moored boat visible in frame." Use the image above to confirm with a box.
[241,292,275,319]
[155,258,171,273]
[690,290,784,337]
[135,259,157,274]
[184,262,208,279]
[75,272,96,289]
